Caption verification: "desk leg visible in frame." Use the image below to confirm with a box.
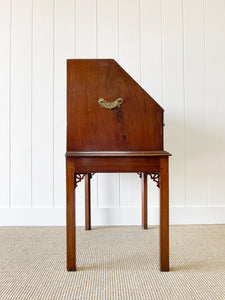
[160,157,169,271]
[142,173,148,229]
[66,158,76,271]
[85,174,91,230]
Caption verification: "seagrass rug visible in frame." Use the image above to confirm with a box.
[0,225,224,299]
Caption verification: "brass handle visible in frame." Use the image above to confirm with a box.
[98,97,124,110]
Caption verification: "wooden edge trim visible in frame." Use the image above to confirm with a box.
[65,151,172,157]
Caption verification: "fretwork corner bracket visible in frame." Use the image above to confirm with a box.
[75,174,86,187]
[137,172,160,188]
[74,173,95,187]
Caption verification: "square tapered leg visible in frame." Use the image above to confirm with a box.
[141,173,148,229]
[85,174,91,230]
[160,157,169,271]
[66,158,76,271]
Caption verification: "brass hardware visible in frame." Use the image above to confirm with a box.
[98,97,124,110]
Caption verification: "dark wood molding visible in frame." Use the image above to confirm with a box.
[66,151,171,157]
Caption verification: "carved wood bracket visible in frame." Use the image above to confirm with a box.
[75,174,86,187]
[137,172,160,188]
[149,173,160,188]
[74,173,95,187]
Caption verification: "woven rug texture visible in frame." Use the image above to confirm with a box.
[0,225,224,300]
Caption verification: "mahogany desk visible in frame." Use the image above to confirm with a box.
[66,59,171,272]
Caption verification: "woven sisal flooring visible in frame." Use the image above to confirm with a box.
[0,225,224,299]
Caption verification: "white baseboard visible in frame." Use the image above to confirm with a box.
[0,206,224,226]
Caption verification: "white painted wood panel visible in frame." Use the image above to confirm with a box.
[54,0,75,207]
[183,0,207,206]
[76,174,98,208]
[76,0,96,58]
[0,0,11,208]
[140,0,162,105]
[120,173,141,207]
[76,180,85,208]
[205,0,225,206]
[91,174,98,208]
[161,0,186,206]
[148,178,160,208]
[11,0,32,208]
[32,0,54,207]
[98,0,118,59]
[0,0,225,224]
[119,0,140,82]
[98,173,120,208]
[118,0,141,207]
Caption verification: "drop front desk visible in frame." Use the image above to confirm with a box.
[66,59,171,272]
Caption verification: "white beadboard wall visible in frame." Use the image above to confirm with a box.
[0,0,225,226]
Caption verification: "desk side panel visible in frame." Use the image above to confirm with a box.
[67,59,163,151]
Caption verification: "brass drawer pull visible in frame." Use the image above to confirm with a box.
[98,97,124,110]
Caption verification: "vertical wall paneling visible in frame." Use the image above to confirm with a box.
[90,174,98,208]
[76,175,98,209]
[205,0,225,206]
[119,0,141,208]
[76,180,85,208]
[183,0,207,206]
[120,173,141,208]
[98,173,120,208]
[11,0,32,207]
[119,0,140,82]
[161,0,186,206]
[140,0,163,105]
[0,0,225,224]
[54,0,75,207]
[98,0,118,59]
[32,0,54,207]
[76,0,97,58]
[148,178,160,208]
[0,0,11,207]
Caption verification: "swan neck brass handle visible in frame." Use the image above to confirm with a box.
[98,97,124,110]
